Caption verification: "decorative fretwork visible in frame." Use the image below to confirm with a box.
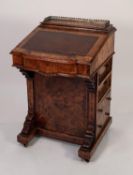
[41,16,110,30]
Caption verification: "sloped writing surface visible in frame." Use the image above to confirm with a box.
[22,30,98,57]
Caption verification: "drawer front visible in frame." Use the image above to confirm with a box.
[96,91,111,137]
[98,58,112,84]
[98,74,111,102]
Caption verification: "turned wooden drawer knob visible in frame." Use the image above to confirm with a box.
[97,125,102,128]
[106,97,112,101]
[105,112,110,115]
[98,108,103,112]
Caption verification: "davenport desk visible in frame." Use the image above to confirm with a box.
[11,16,116,162]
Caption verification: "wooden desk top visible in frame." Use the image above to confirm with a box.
[11,16,116,78]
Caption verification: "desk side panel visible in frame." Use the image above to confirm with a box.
[34,74,88,137]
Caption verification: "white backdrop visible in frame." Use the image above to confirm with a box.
[0,0,133,175]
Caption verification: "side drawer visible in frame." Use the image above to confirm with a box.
[98,58,112,85]
[98,74,111,102]
[96,91,111,137]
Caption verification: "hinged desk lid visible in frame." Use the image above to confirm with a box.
[11,16,116,78]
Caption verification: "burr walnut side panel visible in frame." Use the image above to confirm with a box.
[34,74,88,137]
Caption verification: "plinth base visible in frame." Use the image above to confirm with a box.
[78,117,112,162]
[17,117,112,162]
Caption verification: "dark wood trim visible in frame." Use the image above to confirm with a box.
[17,69,36,146]
[78,76,97,161]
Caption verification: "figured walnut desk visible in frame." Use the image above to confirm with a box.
[11,16,116,162]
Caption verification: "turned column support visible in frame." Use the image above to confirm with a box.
[17,69,36,146]
[78,76,97,162]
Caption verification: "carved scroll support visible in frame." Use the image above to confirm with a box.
[17,69,36,146]
[78,76,97,162]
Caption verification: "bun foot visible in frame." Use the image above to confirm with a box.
[85,159,90,162]
[17,129,36,146]
[78,146,90,162]
[23,143,28,147]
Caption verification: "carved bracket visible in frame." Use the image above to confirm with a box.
[18,69,35,136]
[21,113,35,135]
[19,69,34,79]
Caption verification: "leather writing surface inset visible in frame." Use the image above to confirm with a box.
[22,30,98,56]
